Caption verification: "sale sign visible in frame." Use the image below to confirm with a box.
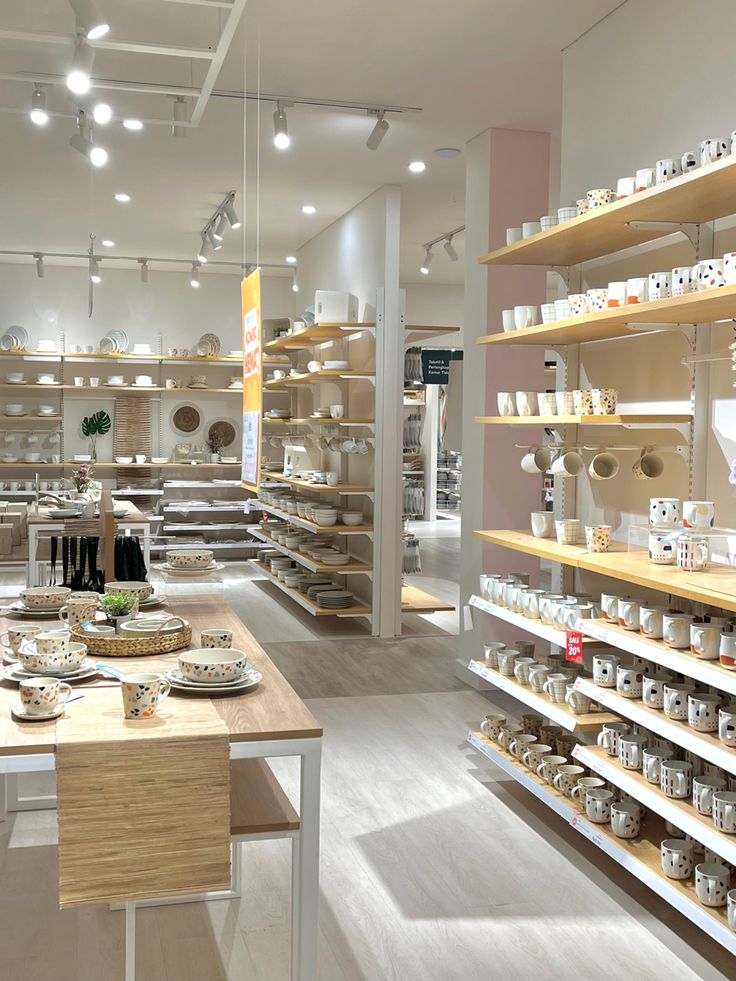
[566,630,583,664]
[241,268,262,492]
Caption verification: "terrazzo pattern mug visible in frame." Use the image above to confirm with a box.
[201,628,233,649]
[121,673,171,720]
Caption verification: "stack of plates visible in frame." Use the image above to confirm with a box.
[4,404,25,417]
[265,409,291,419]
[0,326,28,352]
[5,601,60,618]
[3,658,98,683]
[311,408,331,418]
[164,667,262,695]
[323,360,349,370]
[99,330,129,354]
[156,561,224,576]
[297,575,334,594]
[314,550,351,566]
[316,589,356,609]
[195,333,221,357]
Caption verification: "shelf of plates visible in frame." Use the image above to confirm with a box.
[470,150,736,950]
[247,559,373,617]
[467,732,736,955]
[249,526,373,575]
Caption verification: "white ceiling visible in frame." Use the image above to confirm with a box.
[0,0,621,284]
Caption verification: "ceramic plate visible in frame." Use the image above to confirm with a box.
[165,668,262,695]
[3,660,98,684]
[156,562,224,576]
[139,595,166,608]
[4,602,62,618]
[11,703,65,722]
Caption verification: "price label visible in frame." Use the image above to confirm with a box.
[573,676,584,691]
[571,744,582,760]
[571,814,603,847]
[566,630,584,663]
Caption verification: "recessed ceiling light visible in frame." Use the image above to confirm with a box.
[114,193,131,203]
[93,102,112,125]
[408,161,426,174]
[101,239,115,247]
[301,204,316,215]
[285,255,297,264]
[123,118,143,131]
[434,147,462,159]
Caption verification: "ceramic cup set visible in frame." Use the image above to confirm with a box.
[479,711,582,782]
[661,838,735,911]
[648,497,714,571]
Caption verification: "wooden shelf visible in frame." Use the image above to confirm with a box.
[262,417,374,427]
[574,744,736,866]
[473,529,736,614]
[269,474,373,495]
[580,618,736,699]
[479,155,736,267]
[264,370,375,387]
[477,284,736,347]
[476,414,691,426]
[404,324,461,343]
[248,559,372,617]
[250,527,372,575]
[468,594,605,648]
[0,416,61,423]
[468,732,736,955]
[263,323,374,352]
[400,584,455,614]
[255,500,373,536]
[468,660,617,732]
[0,461,241,470]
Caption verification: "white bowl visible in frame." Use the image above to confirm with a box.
[5,404,24,413]
[74,454,92,462]
[105,581,153,601]
[313,514,338,526]
[23,453,41,462]
[115,456,133,464]
[166,549,214,569]
[178,648,249,684]
[17,642,87,674]
[151,457,169,464]
[341,513,364,526]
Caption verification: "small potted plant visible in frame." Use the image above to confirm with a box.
[100,592,138,633]
[206,431,224,464]
[67,462,103,502]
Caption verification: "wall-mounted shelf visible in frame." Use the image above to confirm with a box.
[264,323,374,352]
[476,414,692,426]
[254,500,373,536]
[262,417,374,427]
[0,350,243,364]
[248,559,372,617]
[479,155,736,267]
[400,584,455,614]
[264,371,375,387]
[468,733,736,955]
[269,474,373,495]
[473,529,736,614]
[468,593,604,648]
[404,324,461,344]
[477,284,736,347]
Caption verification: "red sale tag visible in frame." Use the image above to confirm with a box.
[566,630,583,663]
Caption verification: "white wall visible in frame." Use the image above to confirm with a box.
[561,0,736,536]
[402,283,464,347]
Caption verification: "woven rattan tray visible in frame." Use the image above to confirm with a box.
[71,621,192,657]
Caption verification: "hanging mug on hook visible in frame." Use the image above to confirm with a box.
[633,448,664,481]
[588,449,620,481]
[520,446,553,474]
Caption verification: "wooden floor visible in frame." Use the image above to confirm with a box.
[0,517,733,979]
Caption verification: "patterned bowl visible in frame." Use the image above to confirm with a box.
[166,549,214,570]
[105,581,153,602]
[17,641,87,673]
[20,586,71,610]
[178,648,249,684]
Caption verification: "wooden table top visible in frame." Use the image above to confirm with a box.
[28,500,147,525]
[0,592,322,756]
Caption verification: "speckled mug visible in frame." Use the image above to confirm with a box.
[201,628,233,649]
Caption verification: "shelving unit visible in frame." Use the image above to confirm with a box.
[476,414,692,426]
[255,500,373,536]
[249,526,372,575]
[264,370,375,387]
[248,559,372,617]
[467,732,736,955]
[268,473,374,495]
[263,323,374,352]
[468,594,604,648]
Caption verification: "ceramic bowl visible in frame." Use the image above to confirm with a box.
[20,586,71,610]
[166,549,214,569]
[17,642,87,674]
[178,648,249,683]
[341,513,364,526]
[115,456,133,464]
[105,581,153,602]
[23,453,41,462]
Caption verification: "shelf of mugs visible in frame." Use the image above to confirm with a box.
[573,677,736,777]
[248,559,372,617]
[467,732,736,954]
[468,594,604,648]
[270,474,373,495]
[479,155,736,268]
[249,527,373,576]
[477,284,736,348]
[475,414,692,426]
[472,530,736,615]
[572,744,736,867]
[467,660,617,733]
[255,500,374,537]
[263,322,375,352]
[579,619,736,699]
[263,371,376,387]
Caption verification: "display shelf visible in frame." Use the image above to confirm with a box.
[269,473,373,495]
[262,417,374,426]
[249,526,372,575]
[254,500,373,536]
[0,384,62,391]
[467,660,617,732]
[479,155,736,267]
[580,619,736,698]
[573,744,736,865]
[573,677,736,777]
[477,284,736,347]
[473,530,736,614]
[248,559,372,617]
[468,732,736,954]
[64,352,243,364]
[59,386,242,395]
[264,371,375,387]
[263,323,374,352]
[475,414,692,426]
[404,324,461,343]
[0,461,240,470]
[400,585,455,613]
[0,416,61,424]
[468,594,604,647]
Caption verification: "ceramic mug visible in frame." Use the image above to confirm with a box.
[618,598,641,631]
[521,448,552,474]
[648,530,678,565]
[498,724,523,751]
[550,452,584,478]
[691,622,726,661]
[729,889,736,931]
[536,754,568,784]
[530,511,554,538]
[688,693,721,733]
[677,534,708,572]
[121,673,171,720]
[671,266,694,296]
[700,137,729,166]
[596,720,630,756]
[588,452,619,480]
[528,664,551,693]
[616,666,644,700]
[655,159,681,184]
[558,206,577,223]
[20,677,72,716]
[522,743,553,771]
[585,787,614,823]
[508,734,537,761]
[520,589,546,619]
[663,614,695,649]
[585,525,611,552]
[571,777,605,809]
[618,732,648,770]
[572,389,593,415]
[543,673,571,703]
[496,649,518,677]
[664,682,696,720]
[586,288,608,312]
[555,391,575,415]
[565,685,591,715]
[482,642,505,667]
[506,228,522,246]
[514,305,538,330]
[593,653,620,689]
[552,764,585,798]
[540,215,558,231]
[568,293,589,316]
[693,775,727,816]
[642,671,673,710]
[497,392,517,416]
[34,630,70,655]
[616,176,636,198]
[661,839,693,880]
[681,150,698,173]
[611,801,641,839]
[555,519,580,544]
[712,792,736,834]
[719,706,736,747]
[606,281,627,307]
[522,222,541,239]
[537,393,558,416]
[59,596,99,627]
[696,863,731,908]
[643,747,673,784]
[516,391,538,416]
[724,251,736,285]
[586,188,614,208]
[635,167,655,191]
[501,308,516,332]
[640,605,667,638]
[661,759,693,799]
[626,277,648,303]
[601,592,627,621]
[554,298,571,320]
[541,303,557,324]
[200,628,233,649]
[1,624,41,653]
[512,657,537,686]
[647,272,671,301]
[720,633,736,671]
[682,500,715,530]
[480,714,507,741]
[693,259,725,290]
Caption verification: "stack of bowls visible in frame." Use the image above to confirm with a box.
[341,510,364,526]
[312,507,338,527]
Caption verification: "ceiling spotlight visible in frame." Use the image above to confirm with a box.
[114,192,130,203]
[69,0,109,40]
[292,277,299,293]
[273,101,290,150]
[434,147,462,159]
[197,237,209,264]
[366,109,388,150]
[444,237,458,261]
[67,36,94,95]
[123,118,143,131]
[89,256,101,284]
[34,254,44,278]
[301,204,316,215]
[139,259,148,284]
[408,161,426,174]
[285,255,296,264]
[420,248,433,275]
[30,85,48,126]
[70,111,107,166]
[205,225,218,249]
[213,214,228,242]
[89,145,108,167]
[224,196,240,229]
[190,264,200,288]
[101,239,114,247]
[93,102,112,125]
[172,96,188,138]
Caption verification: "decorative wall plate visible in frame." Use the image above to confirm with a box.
[208,419,237,448]
[172,404,201,435]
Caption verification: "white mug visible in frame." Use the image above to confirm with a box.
[501,309,516,331]
[671,266,694,296]
[677,534,708,572]
[719,706,736,747]
[648,531,678,565]
[724,251,736,285]
[584,788,614,824]
[688,693,721,733]
[618,732,648,769]
[610,801,641,839]
[506,228,522,246]
[554,519,579,545]
[692,258,725,290]
[647,271,671,300]
[521,448,552,474]
[639,605,667,638]
[530,511,554,538]
[660,759,693,799]
[661,839,693,879]
[695,863,731,908]
[682,500,715,530]
[596,720,629,756]
[712,792,736,834]
[720,632,736,671]
[515,391,538,416]
[626,277,648,303]
[655,158,681,184]
[649,497,680,527]
[618,598,641,631]
[642,747,673,784]
[699,137,729,166]
[690,622,726,661]
[635,167,655,191]
[550,452,583,478]
[565,685,591,715]
[616,665,643,700]
[497,392,517,416]
[663,614,695,649]
[663,682,695,720]
[642,672,672,710]
[514,305,538,329]
[693,775,726,816]
[592,653,620,688]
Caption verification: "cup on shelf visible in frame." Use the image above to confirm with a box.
[719,705,736,746]
[74,377,84,387]
[586,188,615,208]
[586,287,608,312]
[506,227,523,246]
[550,451,583,478]
[482,642,505,668]
[555,391,575,415]
[663,613,696,649]
[512,657,538,686]
[522,221,541,238]
[521,447,552,474]
[664,681,696,720]
[497,392,517,417]
[537,392,557,415]
[326,472,339,487]
[693,775,727,817]
[617,597,641,631]
[700,137,729,166]
[695,864,731,908]
[642,745,673,782]
[712,792,736,834]
[480,713,507,741]
[693,258,725,290]
[540,215,558,231]
[553,298,571,320]
[592,655,621,691]
[648,530,678,565]
[568,293,589,317]
[661,759,693,799]
[690,622,726,661]
[648,272,671,301]
[530,511,554,538]
[584,787,614,823]
[565,685,591,715]
[677,533,709,572]
[588,451,619,480]
[591,387,617,415]
[633,450,664,480]
[606,281,627,307]
[575,198,589,216]
[724,252,736,286]
[615,176,636,198]
[671,266,694,296]
[536,754,568,783]
[571,777,605,809]
[625,277,648,304]
[635,167,655,191]
[656,158,682,184]
[585,524,611,552]
[514,305,538,329]
[640,605,667,639]
[89,377,99,387]
[501,309,517,332]
[515,391,538,416]
[661,839,694,880]
[557,206,577,223]
[610,800,641,839]
[680,150,698,174]
[682,500,715,530]
[649,497,680,527]
[572,389,593,415]
[688,693,722,733]
[554,518,579,545]
[616,667,644,702]
[540,302,557,324]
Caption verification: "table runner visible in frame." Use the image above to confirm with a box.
[56,687,231,908]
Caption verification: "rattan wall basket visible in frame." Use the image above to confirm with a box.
[71,621,192,657]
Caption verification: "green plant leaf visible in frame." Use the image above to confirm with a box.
[82,410,111,437]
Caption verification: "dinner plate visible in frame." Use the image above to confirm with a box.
[167,667,252,688]
[139,594,167,608]
[4,602,63,618]
[156,562,224,576]
[165,668,261,695]
[11,703,65,722]
[3,660,98,684]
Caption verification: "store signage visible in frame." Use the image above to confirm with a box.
[241,268,262,492]
[566,630,583,663]
[421,350,450,384]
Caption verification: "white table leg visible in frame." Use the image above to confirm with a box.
[291,832,301,981]
[0,774,6,824]
[125,902,136,981]
[27,526,37,587]
[297,743,321,981]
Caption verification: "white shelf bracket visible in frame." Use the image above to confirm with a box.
[626,220,700,249]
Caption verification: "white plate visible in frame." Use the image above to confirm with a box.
[165,668,261,695]
[11,703,65,722]
[3,660,98,683]
[156,562,223,576]
[139,594,166,608]
[5,602,63,618]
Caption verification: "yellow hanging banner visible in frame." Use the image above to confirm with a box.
[241,268,262,492]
